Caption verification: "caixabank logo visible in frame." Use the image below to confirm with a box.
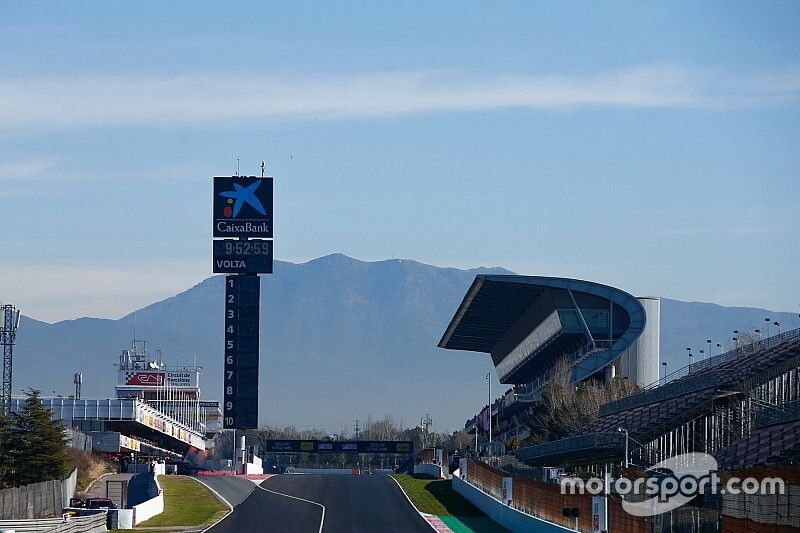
[213,176,273,238]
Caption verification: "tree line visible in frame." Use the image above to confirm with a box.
[0,390,69,488]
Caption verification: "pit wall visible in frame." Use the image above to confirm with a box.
[131,473,163,526]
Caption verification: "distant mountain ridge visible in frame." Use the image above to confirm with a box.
[9,254,800,431]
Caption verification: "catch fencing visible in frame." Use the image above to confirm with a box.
[0,469,77,519]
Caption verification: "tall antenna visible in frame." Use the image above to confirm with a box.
[261,161,266,178]
[1,305,21,415]
[236,158,240,177]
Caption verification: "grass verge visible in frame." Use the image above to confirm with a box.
[136,475,228,528]
[392,473,483,516]
[65,448,116,494]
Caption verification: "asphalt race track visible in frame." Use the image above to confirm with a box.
[206,474,432,533]
[194,474,258,508]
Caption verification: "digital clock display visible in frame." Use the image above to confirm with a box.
[213,239,273,274]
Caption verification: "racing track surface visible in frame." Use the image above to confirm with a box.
[206,474,432,533]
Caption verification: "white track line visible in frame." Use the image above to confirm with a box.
[195,477,234,533]
[256,481,326,533]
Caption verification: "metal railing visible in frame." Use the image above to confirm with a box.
[515,340,614,401]
[654,328,799,393]
[601,328,800,416]
[600,369,721,416]
[517,433,604,461]
[754,399,800,429]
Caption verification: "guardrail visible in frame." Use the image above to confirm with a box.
[0,510,107,533]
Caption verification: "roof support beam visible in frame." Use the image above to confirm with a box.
[568,289,596,350]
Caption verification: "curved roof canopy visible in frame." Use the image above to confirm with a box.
[439,275,646,384]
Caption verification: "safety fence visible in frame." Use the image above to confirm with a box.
[0,469,77,520]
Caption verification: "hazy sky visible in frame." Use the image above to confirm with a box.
[1,2,799,323]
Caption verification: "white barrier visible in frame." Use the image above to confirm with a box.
[413,463,444,479]
[452,471,573,533]
[131,475,163,526]
[109,508,134,529]
[243,456,263,475]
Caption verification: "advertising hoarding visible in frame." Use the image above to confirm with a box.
[120,370,199,389]
[262,440,414,454]
[213,176,274,238]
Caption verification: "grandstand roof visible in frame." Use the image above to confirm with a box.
[439,275,646,384]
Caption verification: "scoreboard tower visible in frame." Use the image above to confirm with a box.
[212,175,274,431]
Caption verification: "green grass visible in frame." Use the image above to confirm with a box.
[135,476,228,528]
[393,474,510,532]
[393,474,483,516]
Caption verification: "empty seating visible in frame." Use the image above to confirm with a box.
[715,419,800,469]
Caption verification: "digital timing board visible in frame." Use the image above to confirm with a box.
[213,239,273,274]
[213,175,274,430]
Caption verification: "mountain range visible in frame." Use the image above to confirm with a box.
[10,254,800,432]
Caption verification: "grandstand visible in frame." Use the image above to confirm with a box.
[8,397,205,456]
[8,341,216,466]
[439,275,660,446]
[441,275,800,531]
[516,328,800,469]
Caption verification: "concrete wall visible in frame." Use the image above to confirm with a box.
[243,455,263,475]
[452,473,575,533]
[131,475,163,526]
[108,509,134,529]
[413,463,443,479]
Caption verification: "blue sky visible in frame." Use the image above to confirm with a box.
[1,1,798,322]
